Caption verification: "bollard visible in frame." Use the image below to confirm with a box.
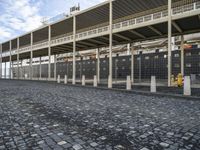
[126,76,131,90]
[94,75,97,87]
[151,76,156,93]
[64,75,68,84]
[184,76,191,96]
[57,75,60,83]
[82,75,85,86]
[108,75,112,88]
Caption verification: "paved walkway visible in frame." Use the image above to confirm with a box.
[0,80,200,150]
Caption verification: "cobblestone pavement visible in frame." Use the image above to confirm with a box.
[0,80,200,150]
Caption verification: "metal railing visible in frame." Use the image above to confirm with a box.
[1,1,200,57]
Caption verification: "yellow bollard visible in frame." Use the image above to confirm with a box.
[177,73,183,87]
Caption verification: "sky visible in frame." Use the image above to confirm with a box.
[0,0,106,43]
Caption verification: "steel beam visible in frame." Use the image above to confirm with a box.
[108,0,113,88]
[172,21,182,33]
[114,33,131,41]
[168,0,172,87]
[148,26,162,36]
[181,35,184,76]
[48,26,51,80]
[72,16,76,85]
[129,30,146,39]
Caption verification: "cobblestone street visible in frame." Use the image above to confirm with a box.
[0,80,200,150]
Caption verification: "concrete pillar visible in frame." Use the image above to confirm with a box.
[94,75,97,87]
[108,0,113,88]
[57,75,60,83]
[17,38,19,79]
[131,46,134,84]
[126,76,131,90]
[72,16,76,85]
[54,55,57,80]
[9,41,12,79]
[30,32,33,80]
[96,48,100,83]
[21,60,23,79]
[82,75,85,86]
[181,35,184,76]
[168,0,172,87]
[151,76,157,93]
[184,76,191,96]
[48,25,51,80]
[64,75,68,84]
[39,57,42,79]
[0,44,2,78]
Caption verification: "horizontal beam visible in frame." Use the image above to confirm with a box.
[114,33,131,41]
[172,21,182,33]
[129,30,146,39]
[148,26,162,36]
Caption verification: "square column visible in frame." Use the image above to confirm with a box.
[168,0,172,87]
[9,41,12,79]
[54,55,57,80]
[48,26,51,80]
[180,35,184,76]
[39,57,42,79]
[17,38,19,79]
[5,62,6,79]
[72,16,76,85]
[131,46,134,84]
[0,44,2,78]
[30,32,33,80]
[96,48,100,83]
[108,0,113,88]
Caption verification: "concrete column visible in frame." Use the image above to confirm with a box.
[151,76,157,93]
[82,75,85,86]
[131,46,134,84]
[96,48,100,83]
[184,76,191,96]
[72,16,76,85]
[0,44,2,78]
[17,38,19,79]
[9,41,12,79]
[48,25,51,80]
[64,75,68,84]
[21,60,23,79]
[168,0,172,87]
[57,75,60,83]
[108,0,113,88]
[126,76,131,90]
[39,57,42,79]
[181,35,184,76]
[54,55,57,80]
[94,75,97,87]
[30,32,33,80]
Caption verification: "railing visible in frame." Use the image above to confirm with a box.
[1,1,200,57]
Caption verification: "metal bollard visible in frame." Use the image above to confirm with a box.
[94,75,97,87]
[57,75,60,83]
[184,76,191,96]
[126,76,131,90]
[64,75,68,84]
[151,76,156,93]
[82,75,85,86]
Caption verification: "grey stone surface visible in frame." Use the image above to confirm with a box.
[0,79,200,150]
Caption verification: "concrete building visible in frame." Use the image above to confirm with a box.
[0,0,200,87]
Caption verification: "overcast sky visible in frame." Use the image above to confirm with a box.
[0,0,105,43]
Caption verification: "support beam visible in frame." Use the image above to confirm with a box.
[131,46,134,84]
[54,55,57,80]
[114,33,131,41]
[78,41,96,47]
[88,39,107,45]
[172,21,182,33]
[168,0,172,87]
[48,26,51,80]
[39,57,42,79]
[108,0,113,88]
[30,32,33,80]
[9,41,12,79]
[96,48,100,83]
[180,35,184,76]
[148,26,162,36]
[72,16,76,85]
[0,44,2,78]
[129,30,146,39]
[17,38,19,79]
[99,36,118,44]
